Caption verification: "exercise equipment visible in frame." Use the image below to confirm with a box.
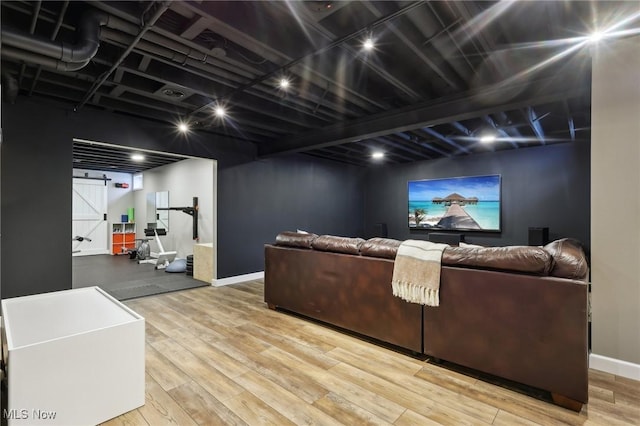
[133,238,151,260]
[156,197,199,240]
[137,227,176,269]
[72,235,92,253]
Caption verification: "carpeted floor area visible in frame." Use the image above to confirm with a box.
[72,254,207,300]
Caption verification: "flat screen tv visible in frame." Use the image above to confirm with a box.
[408,174,501,232]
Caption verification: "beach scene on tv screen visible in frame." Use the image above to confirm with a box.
[408,175,501,231]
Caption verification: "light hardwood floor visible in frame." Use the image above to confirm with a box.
[103,280,639,425]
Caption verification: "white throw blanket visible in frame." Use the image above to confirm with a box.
[392,240,448,306]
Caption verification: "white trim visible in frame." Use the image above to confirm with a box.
[213,271,264,287]
[590,353,640,380]
[72,249,111,257]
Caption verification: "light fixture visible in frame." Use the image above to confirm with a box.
[476,125,498,144]
[131,153,145,162]
[278,77,291,89]
[178,122,189,133]
[372,151,384,160]
[214,106,226,118]
[363,37,375,51]
[588,30,604,43]
[480,134,497,144]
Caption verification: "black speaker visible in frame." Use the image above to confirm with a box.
[528,227,549,246]
[374,223,388,238]
[428,233,463,246]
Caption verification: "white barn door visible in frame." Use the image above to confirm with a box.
[72,178,109,256]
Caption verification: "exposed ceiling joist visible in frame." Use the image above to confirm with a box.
[4,1,629,168]
[259,71,590,157]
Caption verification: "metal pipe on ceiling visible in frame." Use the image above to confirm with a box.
[2,46,90,71]
[18,0,42,86]
[1,10,108,64]
[28,0,70,96]
[74,1,171,111]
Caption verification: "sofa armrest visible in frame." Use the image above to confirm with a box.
[543,238,589,280]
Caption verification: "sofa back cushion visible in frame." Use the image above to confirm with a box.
[543,238,589,280]
[312,235,365,255]
[443,245,552,276]
[275,231,318,249]
[360,238,402,259]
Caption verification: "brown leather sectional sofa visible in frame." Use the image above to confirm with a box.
[264,232,590,411]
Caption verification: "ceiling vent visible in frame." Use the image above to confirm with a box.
[155,85,194,100]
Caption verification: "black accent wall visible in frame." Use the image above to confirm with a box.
[364,142,590,250]
[1,98,256,298]
[1,98,365,296]
[1,97,590,298]
[218,154,365,278]
[1,103,74,298]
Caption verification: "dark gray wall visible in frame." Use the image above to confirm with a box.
[1,97,365,295]
[1,97,256,298]
[364,142,591,250]
[1,96,590,297]
[1,102,74,298]
[218,154,365,278]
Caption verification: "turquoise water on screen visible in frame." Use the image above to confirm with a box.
[408,200,500,230]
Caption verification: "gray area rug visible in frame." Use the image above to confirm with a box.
[101,274,205,301]
[73,254,206,301]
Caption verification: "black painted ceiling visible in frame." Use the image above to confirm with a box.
[72,139,187,174]
[2,1,639,169]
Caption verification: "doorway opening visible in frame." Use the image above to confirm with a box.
[71,138,217,300]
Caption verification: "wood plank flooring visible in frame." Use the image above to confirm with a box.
[102,280,640,425]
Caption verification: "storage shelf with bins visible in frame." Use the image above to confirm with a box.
[112,222,136,255]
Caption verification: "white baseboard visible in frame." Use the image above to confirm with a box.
[213,271,264,287]
[590,353,640,381]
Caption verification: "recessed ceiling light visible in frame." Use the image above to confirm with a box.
[480,134,497,144]
[214,106,226,118]
[589,31,604,43]
[372,151,384,159]
[279,77,290,89]
[363,37,375,51]
[131,153,145,162]
[178,122,189,133]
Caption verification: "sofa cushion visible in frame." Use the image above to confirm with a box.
[360,238,402,259]
[443,245,552,276]
[275,231,318,249]
[312,235,365,255]
[544,238,589,280]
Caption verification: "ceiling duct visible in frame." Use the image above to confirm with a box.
[0,9,108,70]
